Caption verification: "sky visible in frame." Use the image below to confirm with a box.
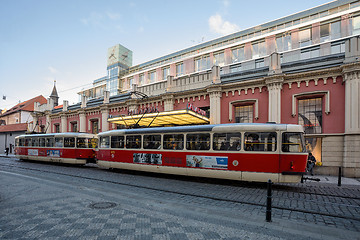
[0,0,332,110]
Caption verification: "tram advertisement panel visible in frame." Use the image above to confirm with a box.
[186,155,228,169]
[28,149,38,156]
[133,153,162,165]
[47,150,60,157]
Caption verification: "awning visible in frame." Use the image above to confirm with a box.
[108,109,210,127]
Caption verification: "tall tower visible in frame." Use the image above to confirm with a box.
[50,80,59,107]
[107,44,133,96]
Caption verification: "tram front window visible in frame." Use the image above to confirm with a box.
[282,132,305,152]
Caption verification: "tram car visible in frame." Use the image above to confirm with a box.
[15,132,98,165]
[97,123,308,183]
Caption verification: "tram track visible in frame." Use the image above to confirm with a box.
[1,160,360,223]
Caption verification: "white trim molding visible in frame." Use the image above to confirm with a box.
[292,91,330,117]
[229,99,258,121]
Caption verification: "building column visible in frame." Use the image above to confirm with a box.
[162,94,174,112]
[60,114,67,133]
[265,76,284,123]
[207,86,222,124]
[101,106,109,132]
[79,110,86,133]
[342,64,360,177]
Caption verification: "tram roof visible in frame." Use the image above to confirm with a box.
[16,132,98,139]
[98,123,304,136]
[107,109,210,128]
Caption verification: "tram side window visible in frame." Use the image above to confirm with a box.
[111,136,124,148]
[15,138,19,147]
[25,138,31,147]
[77,138,87,148]
[33,138,39,147]
[282,132,305,152]
[213,133,241,151]
[244,132,277,151]
[64,137,75,148]
[100,136,110,148]
[143,135,161,149]
[163,134,184,150]
[55,137,64,148]
[19,138,24,147]
[46,138,54,147]
[39,138,46,147]
[126,135,141,149]
[186,133,210,150]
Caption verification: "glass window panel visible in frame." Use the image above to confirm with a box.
[244,132,277,151]
[55,137,63,147]
[299,29,311,47]
[126,135,141,149]
[64,137,75,148]
[320,24,330,42]
[143,135,161,149]
[46,138,54,147]
[186,133,210,150]
[298,98,322,134]
[235,105,253,123]
[352,15,360,35]
[111,136,124,148]
[100,136,110,148]
[163,134,184,150]
[282,132,305,152]
[213,133,241,151]
[330,21,341,39]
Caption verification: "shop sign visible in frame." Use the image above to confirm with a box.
[187,103,207,116]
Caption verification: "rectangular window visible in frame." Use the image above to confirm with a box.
[282,132,305,152]
[39,138,45,147]
[252,43,259,58]
[213,133,241,151]
[128,77,134,88]
[54,124,60,133]
[162,67,170,80]
[235,105,253,123]
[320,23,330,42]
[46,138,54,147]
[232,47,245,63]
[149,71,156,83]
[331,42,345,54]
[330,21,341,40]
[163,134,184,150]
[143,135,161,149]
[55,137,63,148]
[126,135,141,149]
[230,64,241,73]
[111,136,124,148]
[176,63,184,77]
[255,59,265,68]
[64,137,75,148]
[214,52,225,67]
[91,120,99,134]
[195,55,210,72]
[139,74,144,85]
[71,122,78,132]
[186,133,210,150]
[32,138,39,147]
[298,98,322,134]
[299,29,311,47]
[244,132,277,151]
[352,15,360,35]
[100,136,110,148]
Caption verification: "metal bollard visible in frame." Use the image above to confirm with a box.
[266,179,272,222]
[338,167,342,187]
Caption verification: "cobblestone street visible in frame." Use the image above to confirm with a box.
[0,156,359,239]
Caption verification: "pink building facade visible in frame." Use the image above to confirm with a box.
[33,1,360,177]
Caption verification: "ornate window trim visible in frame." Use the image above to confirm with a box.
[292,91,330,117]
[229,99,258,121]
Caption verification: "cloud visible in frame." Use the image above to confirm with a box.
[106,12,121,20]
[48,66,58,74]
[208,14,240,35]
[222,0,230,8]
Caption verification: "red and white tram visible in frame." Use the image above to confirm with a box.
[15,132,98,165]
[97,123,308,183]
